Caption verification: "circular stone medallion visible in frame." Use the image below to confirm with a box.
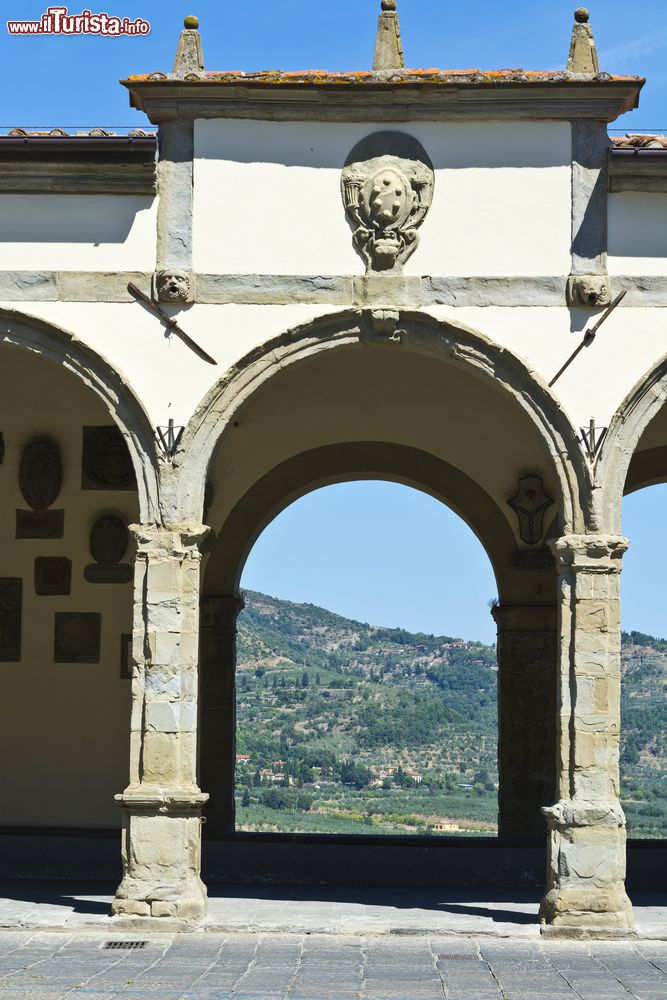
[90,515,128,565]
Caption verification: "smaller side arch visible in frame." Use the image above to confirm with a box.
[596,353,667,533]
[0,308,161,523]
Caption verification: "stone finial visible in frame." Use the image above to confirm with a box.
[173,14,204,76]
[373,0,405,71]
[568,7,600,74]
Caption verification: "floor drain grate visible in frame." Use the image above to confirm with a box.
[437,954,480,961]
[103,941,147,951]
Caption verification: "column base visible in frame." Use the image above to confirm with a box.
[540,799,635,932]
[113,787,209,922]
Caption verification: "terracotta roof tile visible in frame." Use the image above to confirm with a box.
[612,134,667,148]
[125,68,642,86]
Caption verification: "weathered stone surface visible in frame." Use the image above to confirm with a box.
[493,605,557,838]
[373,1,405,72]
[540,535,634,931]
[113,524,210,922]
[568,10,600,75]
[200,594,245,836]
[342,133,434,274]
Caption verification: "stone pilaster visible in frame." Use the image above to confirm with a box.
[540,535,634,933]
[112,524,209,922]
[492,605,558,839]
[200,594,245,836]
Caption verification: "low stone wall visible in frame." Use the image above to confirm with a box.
[1,831,664,892]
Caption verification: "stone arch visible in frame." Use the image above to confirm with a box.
[187,310,587,842]
[0,308,161,523]
[203,442,517,603]
[596,352,667,532]
[176,309,590,534]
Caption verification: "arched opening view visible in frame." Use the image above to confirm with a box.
[620,484,667,839]
[0,343,138,833]
[233,481,499,837]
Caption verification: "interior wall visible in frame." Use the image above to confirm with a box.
[0,345,138,828]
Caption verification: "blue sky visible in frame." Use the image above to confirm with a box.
[1,0,666,130]
[2,0,667,640]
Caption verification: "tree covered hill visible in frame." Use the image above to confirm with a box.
[234,592,667,838]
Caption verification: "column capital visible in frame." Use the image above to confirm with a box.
[491,604,557,631]
[542,798,626,830]
[201,593,245,629]
[549,534,628,571]
[130,523,211,556]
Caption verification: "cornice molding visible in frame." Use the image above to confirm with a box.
[122,79,643,124]
[609,151,667,193]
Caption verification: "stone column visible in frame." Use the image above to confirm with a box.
[113,524,209,922]
[540,535,634,932]
[492,606,558,839]
[200,594,244,836]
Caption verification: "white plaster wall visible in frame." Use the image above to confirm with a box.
[427,305,667,431]
[2,302,343,428]
[193,120,571,277]
[608,193,667,276]
[8,299,667,445]
[0,195,157,271]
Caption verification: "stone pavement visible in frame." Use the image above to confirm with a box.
[0,884,666,940]
[0,931,665,999]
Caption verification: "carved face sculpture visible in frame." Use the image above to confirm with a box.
[568,275,609,308]
[156,269,191,303]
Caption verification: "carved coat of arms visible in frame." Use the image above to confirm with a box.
[341,132,435,273]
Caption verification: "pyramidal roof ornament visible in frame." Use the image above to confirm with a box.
[173,14,205,76]
[373,0,405,72]
[567,8,600,74]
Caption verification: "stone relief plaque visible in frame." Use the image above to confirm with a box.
[82,426,136,491]
[16,436,65,539]
[85,515,133,584]
[16,509,64,539]
[19,437,62,509]
[120,633,133,680]
[513,549,556,571]
[0,578,22,662]
[508,476,555,547]
[54,612,101,663]
[35,557,72,596]
[341,131,435,273]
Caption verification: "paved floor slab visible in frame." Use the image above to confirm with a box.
[0,884,665,940]
[0,932,665,999]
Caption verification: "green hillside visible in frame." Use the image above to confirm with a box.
[234,592,667,838]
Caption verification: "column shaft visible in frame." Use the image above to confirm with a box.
[493,606,558,839]
[540,535,634,932]
[200,595,244,836]
[113,525,209,922]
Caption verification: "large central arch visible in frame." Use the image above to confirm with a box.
[176,310,590,532]
[175,309,589,881]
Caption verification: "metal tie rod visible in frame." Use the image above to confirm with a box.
[127,282,217,366]
[549,289,628,388]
